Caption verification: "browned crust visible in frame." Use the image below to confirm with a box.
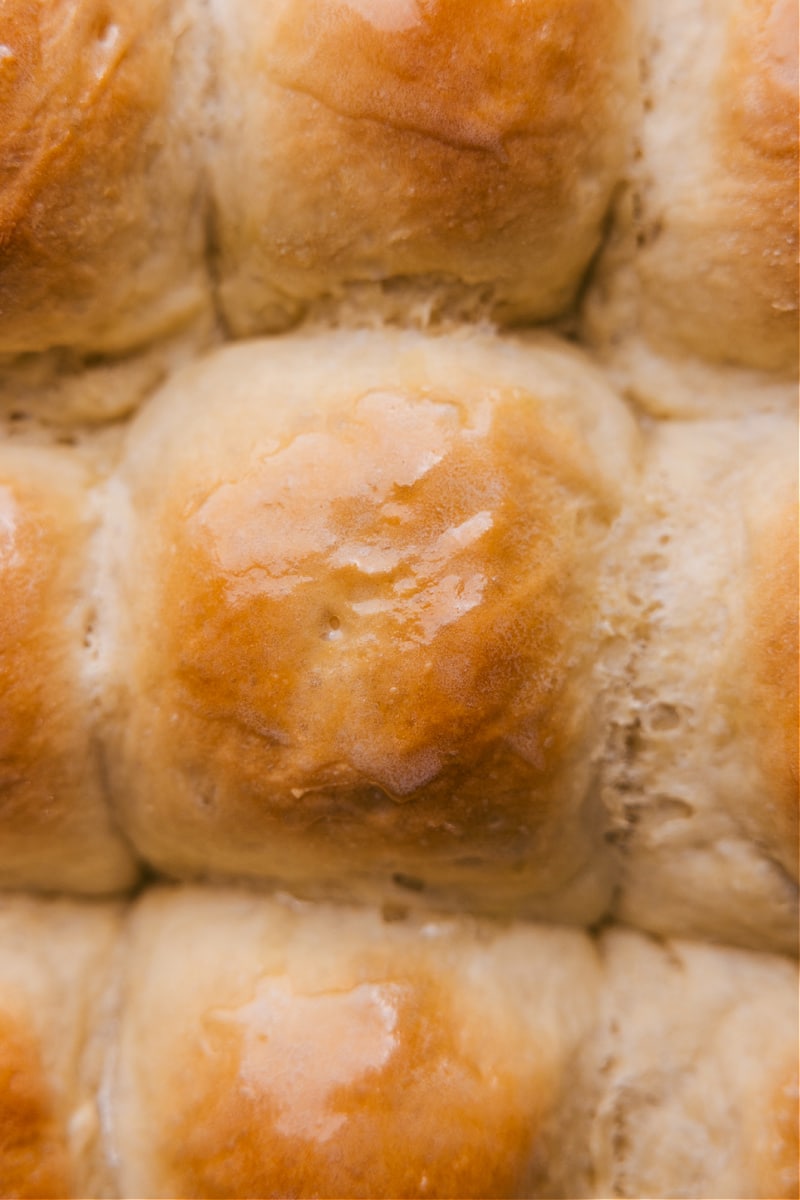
[0,1010,72,1198]
[150,973,543,1197]
[747,496,799,871]
[713,0,799,366]
[0,0,206,354]
[0,472,86,838]
[0,454,136,891]
[216,0,635,327]
[120,377,615,892]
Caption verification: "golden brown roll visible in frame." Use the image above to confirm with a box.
[600,413,799,954]
[0,7,795,1194]
[102,328,640,922]
[0,441,138,894]
[0,895,121,1198]
[1,892,796,1197]
[108,886,602,1198]
[207,0,637,333]
[105,890,800,1198]
[583,0,799,416]
[0,0,210,358]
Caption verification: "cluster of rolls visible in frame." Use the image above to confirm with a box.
[0,1,797,1196]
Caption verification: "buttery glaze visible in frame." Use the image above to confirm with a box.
[135,379,607,892]
[111,890,604,1196]
[158,971,539,1197]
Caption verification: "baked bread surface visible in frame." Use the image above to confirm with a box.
[0,0,797,1195]
[0,443,137,893]
[0,0,210,358]
[103,330,638,921]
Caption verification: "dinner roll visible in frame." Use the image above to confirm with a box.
[103,890,799,1197]
[0,442,138,894]
[207,0,637,333]
[109,886,601,1198]
[102,328,640,922]
[583,0,799,416]
[0,896,121,1198]
[0,0,210,358]
[0,3,795,1194]
[600,414,799,954]
[538,928,800,1200]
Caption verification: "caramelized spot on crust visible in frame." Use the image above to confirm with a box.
[0,1010,72,1197]
[152,386,606,868]
[747,498,799,869]
[159,974,539,1197]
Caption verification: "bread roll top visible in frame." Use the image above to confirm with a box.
[600,415,799,955]
[0,889,796,1197]
[208,0,637,332]
[583,0,799,414]
[0,0,210,357]
[110,886,601,1198]
[103,330,640,920]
